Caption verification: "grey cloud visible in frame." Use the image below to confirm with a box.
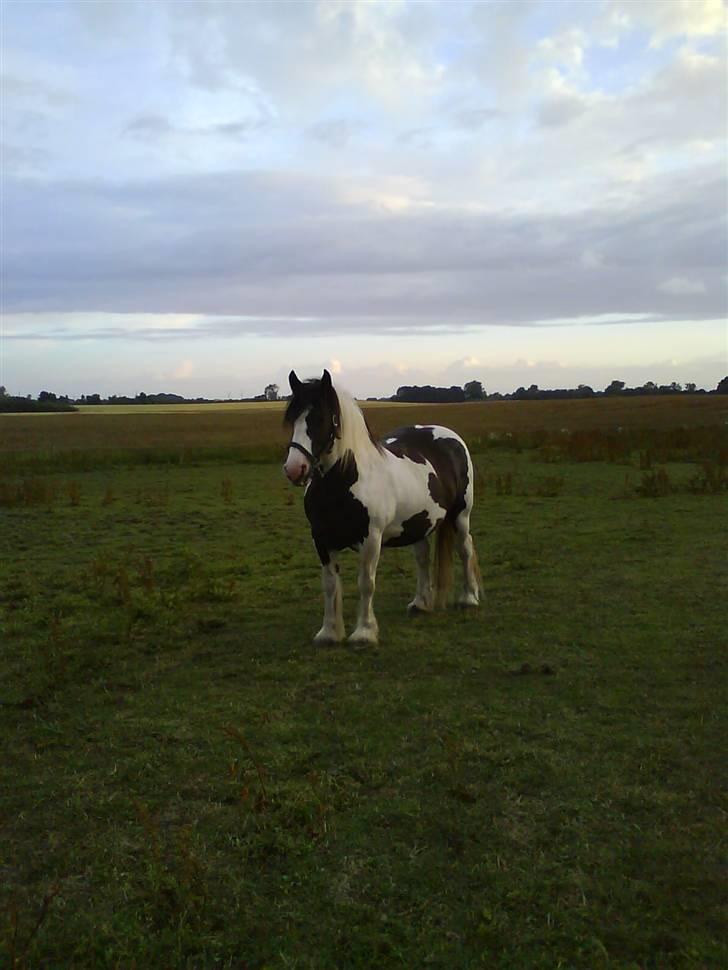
[1,74,73,106]
[125,113,175,138]
[125,113,269,141]
[1,141,51,174]
[451,108,502,129]
[306,119,363,149]
[396,127,435,147]
[537,93,587,128]
[4,164,726,332]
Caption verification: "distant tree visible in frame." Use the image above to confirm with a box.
[395,384,466,403]
[685,382,697,394]
[0,386,7,397]
[604,380,626,396]
[264,383,279,401]
[512,384,540,400]
[716,376,728,395]
[38,390,57,402]
[85,394,101,404]
[463,380,485,401]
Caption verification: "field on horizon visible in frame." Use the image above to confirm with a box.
[1,394,725,460]
[2,397,727,968]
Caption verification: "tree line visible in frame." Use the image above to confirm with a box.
[1,377,726,413]
[390,377,728,403]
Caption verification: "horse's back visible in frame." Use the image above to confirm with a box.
[381,424,473,520]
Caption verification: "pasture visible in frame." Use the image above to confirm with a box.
[1,398,727,968]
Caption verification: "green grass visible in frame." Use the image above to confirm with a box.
[1,438,727,967]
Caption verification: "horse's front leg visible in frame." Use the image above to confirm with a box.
[314,552,345,644]
[349,529,382,645]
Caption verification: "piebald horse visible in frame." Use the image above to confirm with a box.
[283,370,480,644]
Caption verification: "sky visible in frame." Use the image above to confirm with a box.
[1,0,727,399]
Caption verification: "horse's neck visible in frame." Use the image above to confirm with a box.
[324,400,380,474]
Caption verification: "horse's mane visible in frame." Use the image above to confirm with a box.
[333,384,383,467]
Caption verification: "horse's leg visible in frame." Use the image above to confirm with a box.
[349,529,382,645]
[314,552,345,643]
[407,538,433,613]
[454,512,480,607]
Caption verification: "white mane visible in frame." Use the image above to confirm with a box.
[331,383,382,469]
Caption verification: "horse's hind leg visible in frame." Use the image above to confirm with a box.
[407,538,433,613]
[454,512,480,607]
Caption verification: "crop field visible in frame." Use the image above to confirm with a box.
[1,397,727,968]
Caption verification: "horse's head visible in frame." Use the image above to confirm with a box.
[283,369,342,486]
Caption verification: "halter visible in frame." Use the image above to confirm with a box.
[286,416,338,473]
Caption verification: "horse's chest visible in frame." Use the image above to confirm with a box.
[304,465,370,556]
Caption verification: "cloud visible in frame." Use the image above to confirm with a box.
[657,277,707,296]
[537,92,588,128]
[4,161,725,332]
[2,0,726,361]
[125,112,269,142]
[0,73,73,107]
[306,118,363,148]
[450,107,502,129]
[606,0,726,45]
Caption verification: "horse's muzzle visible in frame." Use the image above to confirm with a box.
[283,458,310,487]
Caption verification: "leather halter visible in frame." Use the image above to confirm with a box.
[287,440,317,466]
[286,420,337,473]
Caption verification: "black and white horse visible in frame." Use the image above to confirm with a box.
[283,369,481,645]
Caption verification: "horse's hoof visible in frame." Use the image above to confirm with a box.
[348,629,378,647]
[313,629,344,645]
[407,602,431,616]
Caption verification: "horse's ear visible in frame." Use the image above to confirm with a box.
[289,370,302,393]
[321,370,341,437]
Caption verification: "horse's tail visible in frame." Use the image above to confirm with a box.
[434,517,456,609]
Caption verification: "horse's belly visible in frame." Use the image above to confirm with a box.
[381,505,442,547]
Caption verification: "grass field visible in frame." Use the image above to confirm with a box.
[1,398,727,968]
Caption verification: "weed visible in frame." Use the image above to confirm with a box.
[224,725,269,810]
[89,555,109,590]
[0,479,56,507]
[532,475,565,497]
[136,556,155,594]
[5,882,61,970]
[221,478,233,503]
[495,472,513,495]
[114,567,132,608]
[66,481,82,506]
[687,458,728,494]
[636,468,672,498]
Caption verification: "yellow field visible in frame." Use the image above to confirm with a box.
[74,401,288,414]
[0,395,725,454]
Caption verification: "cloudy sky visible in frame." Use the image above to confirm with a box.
[2,0,726,398]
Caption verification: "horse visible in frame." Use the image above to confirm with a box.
[283,369,481,645]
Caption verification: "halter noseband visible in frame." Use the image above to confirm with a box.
[286,416,338,473]
[287,439,318,466]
